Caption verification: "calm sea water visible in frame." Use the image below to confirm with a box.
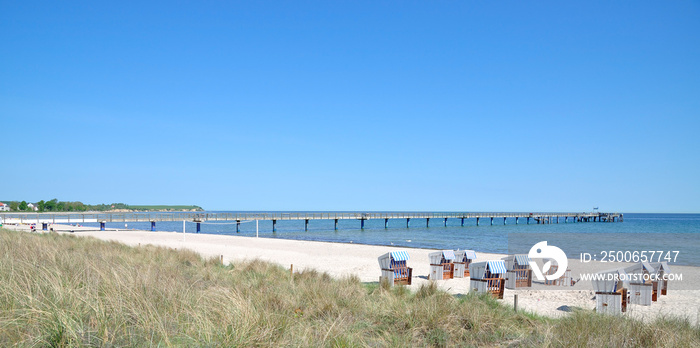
[83,213,700,266]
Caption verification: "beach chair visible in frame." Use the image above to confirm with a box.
[592,268,629,314]
[624,262,656,306]
[469,260,507,299]
[503,254,532,289]
[650,262,671,296]
[453,250,477,278]
[429,250,456,280]
[541,264,572,287]
[378,251,412,286]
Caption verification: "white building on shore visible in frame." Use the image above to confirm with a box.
[0,202,9,211]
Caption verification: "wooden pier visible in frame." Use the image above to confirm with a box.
[0,211,623,231]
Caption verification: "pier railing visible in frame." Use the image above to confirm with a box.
[0,211,621,223]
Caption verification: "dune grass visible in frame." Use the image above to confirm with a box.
[0,228,698,347]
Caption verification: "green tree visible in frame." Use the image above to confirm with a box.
[44,199,58,212]
[37,200,45,212]
[9,202,18,211]
[19,201,28,211]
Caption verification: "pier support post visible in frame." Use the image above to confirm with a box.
[100,222,105,231]
[476,218,480,226]
[334,219,338,230]
[461,218,464,226]
[273,220,277,232]
[516,217,519,224]
[361,219,365,229]
[385,218,389,228]
[503,217,507,225]
[565,217,568,223]
[406,218,410,228]
[236,220,240,233]
[196,222,201,233]
[557,216,559,224]
[444,218,448,227]
[527,217,530,224]
[620,214,624,222]
[490,217,493,226]
[151,221,156,231]
[305,219,309,231]
[426,218,430,227]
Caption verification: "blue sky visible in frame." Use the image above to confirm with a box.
[1,1,699,212]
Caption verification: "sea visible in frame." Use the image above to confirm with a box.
[77,213,700,267]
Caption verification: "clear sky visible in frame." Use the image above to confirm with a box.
[1,1,698,213]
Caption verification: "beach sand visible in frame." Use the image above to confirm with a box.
[7,223,700,324]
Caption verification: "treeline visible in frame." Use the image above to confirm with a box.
[2,199,203,212]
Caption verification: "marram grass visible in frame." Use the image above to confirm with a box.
[0,228,698,347]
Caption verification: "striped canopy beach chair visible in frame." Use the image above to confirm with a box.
[378,251,412,286]
[469,260,507,299]
[503,254,532,288]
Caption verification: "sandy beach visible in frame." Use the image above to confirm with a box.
[6,223,700,325]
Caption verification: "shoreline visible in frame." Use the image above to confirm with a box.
[3,223,700,324]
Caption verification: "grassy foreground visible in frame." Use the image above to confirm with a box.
[0,229,698,347]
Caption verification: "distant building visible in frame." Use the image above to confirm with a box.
[27,203,39,211]
[0,202,9,211]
